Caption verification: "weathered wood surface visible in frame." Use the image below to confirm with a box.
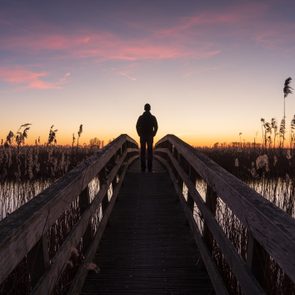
[31,151,134,295]
[0,135,137,285]
[155,151,263,295]
[156,135,295,284]
[81,159,214,295]
[67,155,138,295]
[155,155,229,295]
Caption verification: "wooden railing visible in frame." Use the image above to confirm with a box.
[1,133,295,295]
[155,135,295,295]
[0,134,138,295]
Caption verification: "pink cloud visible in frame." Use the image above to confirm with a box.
[1,28,219,62]
[151,2,295,54]
[0,67,70,89]
[111,63,138,81]
[78,42,197,61]
[156,3,269,37]
[0,3,274,65]
[117,71,137,81]
[151,3,272,52]
[254,23,295,51]
[1,0,292,69]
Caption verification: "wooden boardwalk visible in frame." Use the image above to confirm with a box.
[1,134,294,294]
[81,160,214,294]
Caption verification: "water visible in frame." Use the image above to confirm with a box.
[0,180,52,220]
[0,174,293,222]
[247,177,294,217]
[0,176,103,221]
[192,177,294,217]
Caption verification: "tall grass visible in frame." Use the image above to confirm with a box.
[0,132,104,294]
[0,145,98,220]
[196,145,295,294]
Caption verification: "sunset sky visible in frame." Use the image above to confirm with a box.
[0,0,295,146]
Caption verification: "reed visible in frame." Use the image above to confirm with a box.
[197,145,295,294]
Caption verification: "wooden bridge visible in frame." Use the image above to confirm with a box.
[0,134,295,294]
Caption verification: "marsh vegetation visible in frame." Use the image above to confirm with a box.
[197,143,295,294]
[0,108,294,294]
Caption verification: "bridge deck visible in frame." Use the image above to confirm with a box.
[81,160,214,294]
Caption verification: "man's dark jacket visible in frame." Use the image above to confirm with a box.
[136,111,158,138]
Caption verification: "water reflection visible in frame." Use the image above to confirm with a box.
[88,177,100,202]
[195,177,294,218]
[195,179,207,201]
[0,180,51,220]
[1,175,293,224]
[247,177,294,217]
[0,176,104,222]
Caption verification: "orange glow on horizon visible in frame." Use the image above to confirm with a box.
[17,131,265,148]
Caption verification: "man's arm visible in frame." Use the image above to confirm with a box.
[153,116,158,136]
[136,116,142,136]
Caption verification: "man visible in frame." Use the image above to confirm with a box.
[136,103,158,172]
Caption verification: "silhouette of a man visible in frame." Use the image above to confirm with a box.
[136,103,158,172]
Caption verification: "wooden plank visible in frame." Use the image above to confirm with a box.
[67,156,138,295]
[156,136,295,283]
[203,185,217,253]
[27,234,50,288]
[31,151,134,295]
[0,135,137,284]
[80,158,213,295]
[155,155,229,295]
[155,151,265,295]
[79,187,92,252]
[247,232,269,289]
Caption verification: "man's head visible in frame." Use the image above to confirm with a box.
[144,103,151,111]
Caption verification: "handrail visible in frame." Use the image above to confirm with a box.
[155,135,295,294]
[0,134,138,294]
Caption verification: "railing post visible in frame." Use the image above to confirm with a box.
[99,168,109,212]
[187,165,196,212]
[203,185,217,253]
[247,232,268,290]
[27,234,50,287]
[187,192,194,212]
[79,186,92,252]
[173,150,183,194]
